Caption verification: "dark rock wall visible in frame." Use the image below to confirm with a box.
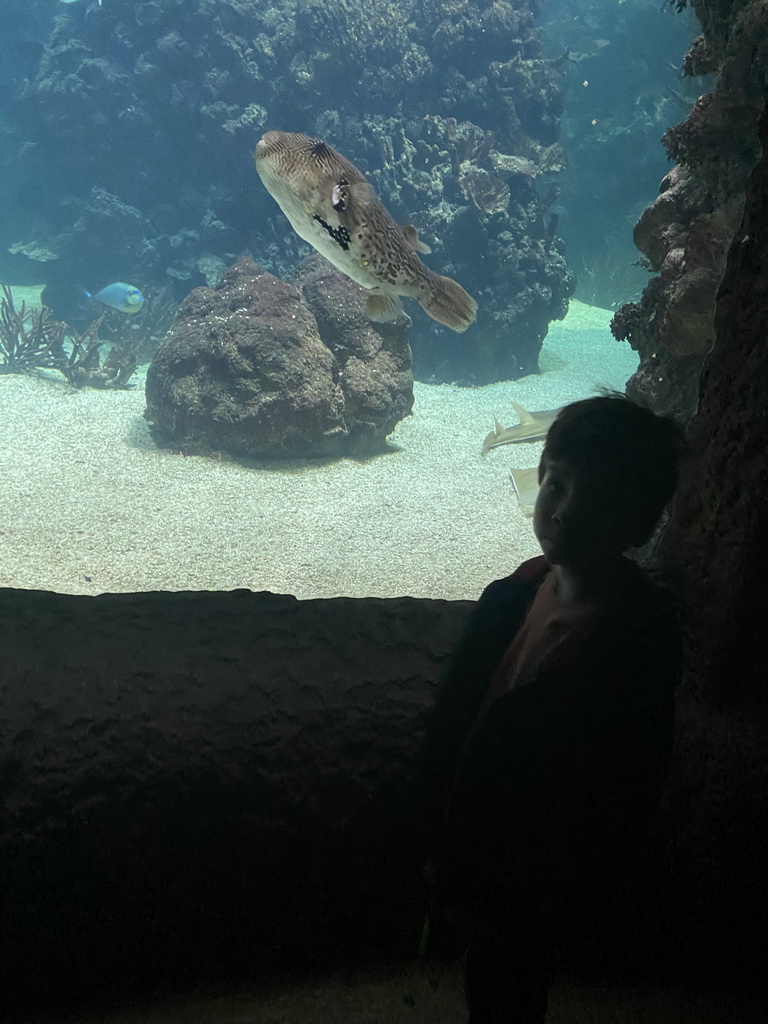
[1,567,767,1011]
[4,0,573,385]
[660,91,768,705]
[651,44,768,991]
[0,586,469,1012]
[611,0,768,421]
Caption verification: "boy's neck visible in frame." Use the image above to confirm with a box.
[550,556,628,606]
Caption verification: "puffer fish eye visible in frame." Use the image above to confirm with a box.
[332,179,349,212]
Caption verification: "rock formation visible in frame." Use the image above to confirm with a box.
[611,0,768,420]
[145,256,413,457]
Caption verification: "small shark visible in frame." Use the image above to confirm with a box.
[481,402,563,455]
[254,130,477,332]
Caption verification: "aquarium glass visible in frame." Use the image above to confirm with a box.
[0,0,696,600]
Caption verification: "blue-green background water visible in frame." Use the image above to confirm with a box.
[0,0,696,596]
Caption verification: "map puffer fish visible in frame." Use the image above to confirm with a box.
[254,130,478,333]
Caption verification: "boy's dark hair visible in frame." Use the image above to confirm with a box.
[541,391,685,545]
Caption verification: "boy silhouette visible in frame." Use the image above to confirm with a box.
[422,393,684,1023]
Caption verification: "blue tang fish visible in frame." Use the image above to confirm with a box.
[87,282,145,314]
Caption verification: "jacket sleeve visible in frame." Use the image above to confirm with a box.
[419,573,538,826]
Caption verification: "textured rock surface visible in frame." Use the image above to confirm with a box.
[0,571,766,1013]
[661,95,768,706]
[290,254,414,438]
[653,80,768,995]
[144,256,413,457]
[611,0,768,421]
[0,585,467,1012]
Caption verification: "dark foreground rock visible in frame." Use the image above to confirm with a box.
[0,578,766,1015]
[145,256,413,457]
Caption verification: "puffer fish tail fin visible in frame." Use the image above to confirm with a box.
[366,292,405,323]
[420,274,478,333]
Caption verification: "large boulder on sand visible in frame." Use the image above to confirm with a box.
[144,256,413,457]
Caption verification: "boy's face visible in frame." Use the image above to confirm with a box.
[533,456,639,568]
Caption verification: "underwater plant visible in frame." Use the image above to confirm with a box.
[0,284,68,375]
[0,285,141,388]
[97,283,178,366]
[55,315,134,389]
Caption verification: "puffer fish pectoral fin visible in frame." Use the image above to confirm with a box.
[420,273,478,333]
[366,292,405,323]
[401,224,432,254]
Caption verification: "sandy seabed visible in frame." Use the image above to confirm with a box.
[0,297,637,600]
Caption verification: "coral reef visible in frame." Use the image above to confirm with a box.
[3,0,572,384]
[611,0,768,421]
[144,256,413,457]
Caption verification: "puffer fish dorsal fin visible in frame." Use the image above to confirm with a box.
[366,292,405,323]
[510,401,535,425]
[401,224,432,254]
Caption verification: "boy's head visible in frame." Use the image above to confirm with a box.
[533,392,684,567]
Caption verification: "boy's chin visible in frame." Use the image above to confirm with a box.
[537,537,570,565]
[538,537,617,569]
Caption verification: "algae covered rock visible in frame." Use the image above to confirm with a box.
[144,256,413,457]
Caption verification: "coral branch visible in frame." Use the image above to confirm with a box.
[0,285,68,374]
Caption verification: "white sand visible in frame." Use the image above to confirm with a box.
[0,296,636,600]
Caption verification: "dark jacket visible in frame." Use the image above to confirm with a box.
[422,555,681,913]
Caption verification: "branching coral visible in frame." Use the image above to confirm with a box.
[0,285,146,388]
[0,285,67,375]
